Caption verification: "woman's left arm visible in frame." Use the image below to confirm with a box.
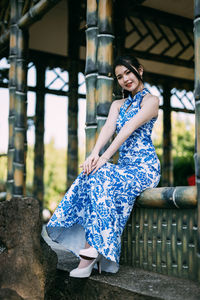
[92,95,159,173]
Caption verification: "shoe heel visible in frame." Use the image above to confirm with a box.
[97,261,101,274]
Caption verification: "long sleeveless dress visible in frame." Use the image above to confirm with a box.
[46,88,160,273]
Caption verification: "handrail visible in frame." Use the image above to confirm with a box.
[137,186,196,208]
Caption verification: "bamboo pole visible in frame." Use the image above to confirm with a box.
[137,186,197,208]
[127,221,132,265]
[152,209,157,272]
[18,0,61,29]
[143,208,148,270]
[85,0,98,157]
[135,208,140,267]
[13,0,28,197]
[162,84,173,186]
[7,0,18,200]
[194,0,200,281]
[166,209,172,275]
[171,211,178,277]
[131,208,136,266]
[33,63,45,210]
[161,210,167,274]
[139,208,144,268]
[156,209,162,273]
[147,209,153,271]
[182,212,189,278]
[96,0,114,155]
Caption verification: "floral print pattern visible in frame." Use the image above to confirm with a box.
[46,88,160,272]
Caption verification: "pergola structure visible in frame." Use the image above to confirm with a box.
[0,0,199,283]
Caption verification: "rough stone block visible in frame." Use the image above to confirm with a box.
[0,197,58,300]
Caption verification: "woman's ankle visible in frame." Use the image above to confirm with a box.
[78,258,94,269]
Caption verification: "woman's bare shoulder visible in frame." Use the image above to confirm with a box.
[141,94,160,106]
[111,98,126,111]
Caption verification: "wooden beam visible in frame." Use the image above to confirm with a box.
[128,50,194,69]
[128,6,193,31]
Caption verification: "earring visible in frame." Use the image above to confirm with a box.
[122,88,125,99]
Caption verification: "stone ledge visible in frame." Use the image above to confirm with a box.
[43,228,200,300]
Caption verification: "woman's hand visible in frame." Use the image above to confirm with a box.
[91,156,109,175]
[80,152,99,175]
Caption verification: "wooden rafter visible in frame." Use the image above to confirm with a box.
[124,8,193,68]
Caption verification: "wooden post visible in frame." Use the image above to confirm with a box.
[113,0,126,100]
[67,0,80,188]
[85,0,98,157]
[96,0,114,155]
[33,63,45,210]
[162,84,173,186]
[194,0,200,281]
[67,62,79,188]
[113,0,126,57]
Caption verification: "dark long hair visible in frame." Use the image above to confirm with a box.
[113,55,143,98]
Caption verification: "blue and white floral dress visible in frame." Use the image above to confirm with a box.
[46,88,160,273]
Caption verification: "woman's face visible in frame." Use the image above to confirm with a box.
[115,65,143,94]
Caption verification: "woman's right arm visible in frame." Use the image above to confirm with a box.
[80,100,122,174]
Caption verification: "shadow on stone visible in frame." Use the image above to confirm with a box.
[0,288,24,300]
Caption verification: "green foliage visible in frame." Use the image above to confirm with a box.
[173,156,195,186]
[43,139,67,211]
[0,155,7,182]
[171,113,195,186]
[172,113,195,158]
[153,112,195,186]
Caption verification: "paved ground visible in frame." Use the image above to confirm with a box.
[42,226,200,300]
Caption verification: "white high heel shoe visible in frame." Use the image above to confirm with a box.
[79,246,98,259]
[69,255,101,278]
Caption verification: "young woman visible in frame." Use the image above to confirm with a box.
[46,55,161,278]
